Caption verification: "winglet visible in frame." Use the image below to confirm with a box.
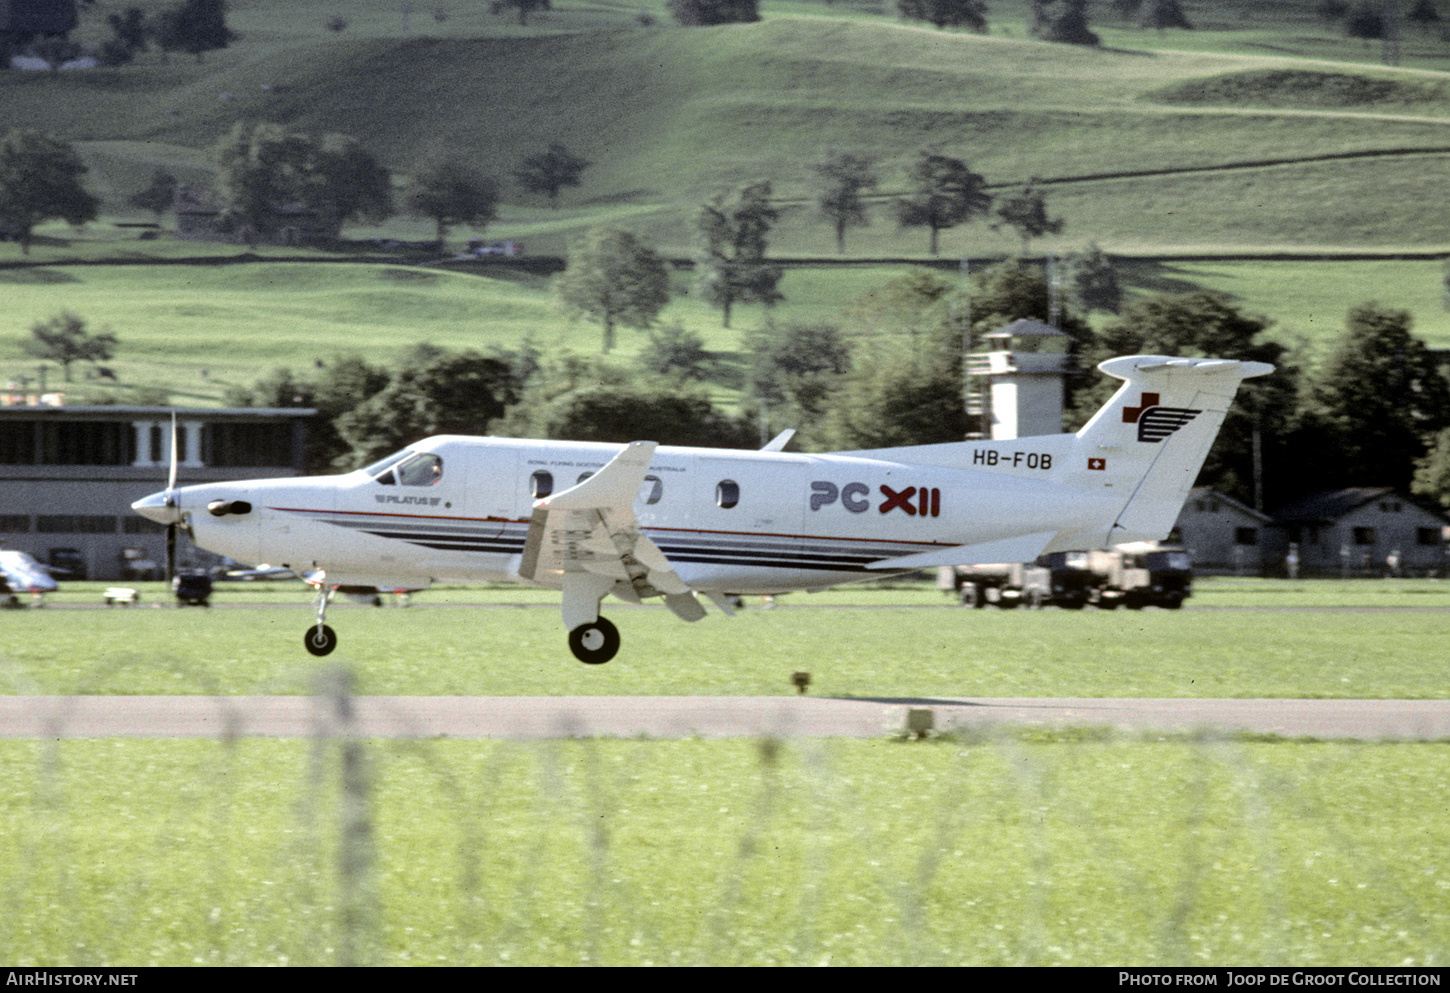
[539,441,658,512]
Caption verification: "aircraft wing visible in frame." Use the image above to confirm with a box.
[518,441,706,622]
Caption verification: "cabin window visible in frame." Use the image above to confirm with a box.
[640,475,663,505]
[1352,526,1376,546]
[1417,527,1441,546]
[530,470,554,499]
[716,480,739,509]
[1234,527,1258,546]
[577,472,594,485]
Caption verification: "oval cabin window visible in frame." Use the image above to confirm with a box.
[716,480,739,509]
[530,470,554,499]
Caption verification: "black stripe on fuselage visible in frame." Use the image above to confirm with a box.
[290,509,939,573]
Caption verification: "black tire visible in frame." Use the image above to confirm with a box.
[960,584,984,609]
[569,617,621,664]
[304,624,338,657]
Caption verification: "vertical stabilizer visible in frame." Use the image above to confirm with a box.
[1051,356,1273,549]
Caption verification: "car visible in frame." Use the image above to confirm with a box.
[172,571,213,607]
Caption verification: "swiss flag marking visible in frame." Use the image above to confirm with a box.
[1088,458,1107,471]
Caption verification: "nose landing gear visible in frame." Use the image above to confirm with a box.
[304,583,339,657]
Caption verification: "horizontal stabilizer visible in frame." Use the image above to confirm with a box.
[867,531,1057,571]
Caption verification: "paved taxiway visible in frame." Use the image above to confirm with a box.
[0,695,1446,740]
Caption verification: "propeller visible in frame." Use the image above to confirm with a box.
[164,412,179,584]
[128,413,191,584]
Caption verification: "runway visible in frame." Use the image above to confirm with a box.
[0,695,1447,740]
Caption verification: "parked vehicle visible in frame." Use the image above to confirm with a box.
[1088,543,1192,610]
[941,543,1192,610]
[172,571,213,607]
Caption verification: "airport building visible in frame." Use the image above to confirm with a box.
[0,405,315,580]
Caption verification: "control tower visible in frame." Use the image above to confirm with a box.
[964,318,1071,440]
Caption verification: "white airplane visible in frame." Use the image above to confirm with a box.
[0,550,62,607]
[132,355,1271,663]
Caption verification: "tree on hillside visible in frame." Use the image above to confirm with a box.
[747,320,852,447]
[695,180,784,328]
[154,0,234,63]
[991,181,1064,253]
[1407,0,1442,33]
[514,143,590,209]
[128,169,178,219]
[1139,0,1192,31]
[213,124,393,244]
[1412,427,1450,509]
[491,0,551,26]
[895,0,989,31]
[1306,303,1450,490]
[894,151,991,256]
[305,133,395,232]
[0,130,99,255]
[335,350,521,466]
[668,0,760,24]
[1030,0,1100,46]
[640,322,711,381]
[1064,243,1122,315]
[1345,1,1383,37]
[25,312,118,383]
[99,6,149,65]
[540,383,754,448]
[823,346,971,450]
[812,151,878,254]
[555,227,672,353]
[404,155,499,249]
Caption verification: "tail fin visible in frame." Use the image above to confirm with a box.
[1051,355,1273,549]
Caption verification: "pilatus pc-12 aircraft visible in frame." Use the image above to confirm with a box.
[133,355,1271,663]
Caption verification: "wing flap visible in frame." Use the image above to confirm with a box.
[518,441,700,607]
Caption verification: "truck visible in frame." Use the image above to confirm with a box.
[940,542,1192,610]
[1087,542,1192,610]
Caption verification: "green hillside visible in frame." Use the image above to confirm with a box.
[9,3,1450,257]
[9,1,1450,405]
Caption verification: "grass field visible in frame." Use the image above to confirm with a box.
[2,732,1447,965]
[5,577,1450,699]
[3,579,1448,965]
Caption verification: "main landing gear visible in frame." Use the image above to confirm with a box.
[568,617,620,665]
[304,584,339,657]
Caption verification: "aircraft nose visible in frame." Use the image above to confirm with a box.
[131,490,182,525]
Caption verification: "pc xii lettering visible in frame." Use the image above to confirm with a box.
[810,482,942,517]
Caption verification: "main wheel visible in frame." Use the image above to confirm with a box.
[568,617,620,665]
[304,623,338,657]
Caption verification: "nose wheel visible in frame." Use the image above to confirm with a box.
[304,624,338,657]
[568,617,620,664]
[304,583,339,656]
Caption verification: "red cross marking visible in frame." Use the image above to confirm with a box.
[1122,392,1160,424]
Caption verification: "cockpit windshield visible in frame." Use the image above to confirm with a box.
[365,450,443,486]
[362,449,412,479]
